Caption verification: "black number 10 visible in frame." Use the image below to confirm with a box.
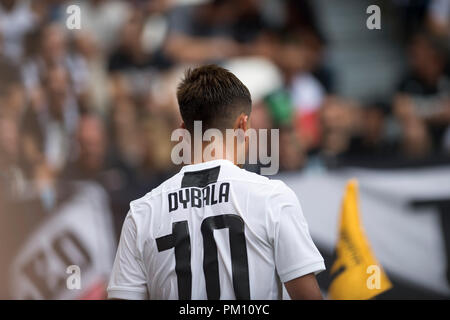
[156,214,250,300]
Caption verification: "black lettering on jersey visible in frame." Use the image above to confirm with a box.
[181,166,220,188]
[202,186,210,206]
[210,184,218,205]
[179,189,190,209]
[191,188,202,208]
[168,192,178,212]
[167,182,231,212]
[219,182,230,203]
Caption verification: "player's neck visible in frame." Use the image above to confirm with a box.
[190,142,242,167]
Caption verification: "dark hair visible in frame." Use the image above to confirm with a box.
[177,65,252,132]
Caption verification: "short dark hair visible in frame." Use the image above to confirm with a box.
[177,65,252,132]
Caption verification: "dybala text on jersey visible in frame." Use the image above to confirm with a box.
[168,182,230,212]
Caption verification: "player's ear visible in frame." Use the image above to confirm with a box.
[233,113,249,131]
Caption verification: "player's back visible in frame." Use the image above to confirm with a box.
[108,159,324,300]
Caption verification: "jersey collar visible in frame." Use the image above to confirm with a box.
[180,159,236,173]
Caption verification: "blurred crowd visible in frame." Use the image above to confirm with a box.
[0,0,449,244]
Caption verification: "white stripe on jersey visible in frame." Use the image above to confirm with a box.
[107,159,325,300]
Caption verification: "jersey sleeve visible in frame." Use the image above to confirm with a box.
[270,182,325,283]
[107,211,148,300]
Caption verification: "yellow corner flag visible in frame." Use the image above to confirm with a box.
[328,179,392,300]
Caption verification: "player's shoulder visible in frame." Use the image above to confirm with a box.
[232,166,279,185]
[129,171,182,213]
[230,166,294,196]
[229,166,270,185]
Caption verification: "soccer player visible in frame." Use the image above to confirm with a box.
[107,65,325,300]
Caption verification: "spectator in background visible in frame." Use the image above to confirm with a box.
[320,96,359,161]
[108,9,172,102]
[0,0,43,62]
[108,10,168,73]
[108,95,144,168]
[22,23,89,105]
[62,113,107,182]
[62,113,138,238]
[71,28,110,114]
[289,66,326,153]
[0,54,27,199]
[134,115,177,193]
[71,0,131,53]
[427,0,450,40]
[394,32,450,157]
[393,0,430,38]
[279,125,306,171]
[0,56,25,122]
[0,116,25,199]
[343,101,397,162]
[25,64,79,171]
[164,0,268,63]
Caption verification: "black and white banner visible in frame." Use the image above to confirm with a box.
[9,183,116,300]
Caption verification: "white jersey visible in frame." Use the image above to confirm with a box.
[107,159,325,300]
